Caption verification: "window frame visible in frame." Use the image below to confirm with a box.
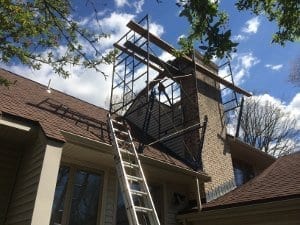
[232,159,255,186]
[53,163,104,225]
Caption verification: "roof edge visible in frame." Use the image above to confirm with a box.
[227,134,276,160]
[61,130,211,181]
[203,193,300,211]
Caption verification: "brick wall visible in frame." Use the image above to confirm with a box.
[181,56,235,194]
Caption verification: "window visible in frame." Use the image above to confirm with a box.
[115,183,163,225]
[50,165,103,225]
[233,160,254,186]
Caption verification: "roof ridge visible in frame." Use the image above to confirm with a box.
[0,67,109,112]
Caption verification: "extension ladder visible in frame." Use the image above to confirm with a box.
[108,114,161,225]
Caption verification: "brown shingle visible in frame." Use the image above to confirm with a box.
[0,68,194,171]
[204,152,300,210]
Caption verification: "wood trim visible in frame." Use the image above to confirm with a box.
[58,164,105,225]
[0,117,32,132]
[31,141,62,225]
[100,168,110,225]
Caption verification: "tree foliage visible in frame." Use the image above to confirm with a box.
[177,0,300,60]
[177,0,238,60]
[1,0,299,86]
[239,97,300,157]
[0,0,116,85]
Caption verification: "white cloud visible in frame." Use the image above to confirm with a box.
[251,93,300,130]
[242,16,260,34]
[232,34,247,41]
[149,22,164,37]
[94,12,136,50]
[115,0,128,7]
[234,52,260,84]
[253,94,284,108]
[227,93,300,151]
[265,64,283,71]
[91,13,163,51]
[2,62,112,108]
[219,52,259,85]
[159,51,175,62]
[2,12,166,108]
[232,16,260,42]
[133,0,145,13]
[287,93,300,128]
[114,0,145,14]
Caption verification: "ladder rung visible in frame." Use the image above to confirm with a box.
[131,189,147,196]
[120,148,134,155]
[116,138,131,144]
[135,206,153,213]
[114,128,129,135]
[127,175,143,182]
[111,119,124,125]
[123,162,139,168]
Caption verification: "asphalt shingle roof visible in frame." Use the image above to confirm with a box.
[0,68,193,170]
[204,152,300,210]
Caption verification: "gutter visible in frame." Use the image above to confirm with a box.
[60,130,211,181]
[177,197,300,223]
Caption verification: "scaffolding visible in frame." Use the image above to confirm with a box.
[109,15,251,170]
[218,60,246,136]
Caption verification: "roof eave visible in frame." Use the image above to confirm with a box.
[177,197,300,223]
[60,130,211,181]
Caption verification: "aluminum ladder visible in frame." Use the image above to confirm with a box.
[108,114,161,225]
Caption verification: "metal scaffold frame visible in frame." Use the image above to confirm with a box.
[109,15,251,170]
[218,59,246,136]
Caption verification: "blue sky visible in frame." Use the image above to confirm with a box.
[2,0,300,128]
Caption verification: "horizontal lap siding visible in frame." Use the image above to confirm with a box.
[0,144,21,225]
[5,132,46,225]
[126,98,185,157]
[165,184,190,225]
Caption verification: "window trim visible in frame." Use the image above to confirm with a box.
[54,163,104,225]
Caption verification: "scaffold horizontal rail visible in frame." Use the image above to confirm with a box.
[127,20,252,97]
[114,43,163,73]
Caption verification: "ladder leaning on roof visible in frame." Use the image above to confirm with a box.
[107,114,161,225]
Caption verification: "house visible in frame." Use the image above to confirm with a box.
[0,18,299,225]
[1,68,210,225]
